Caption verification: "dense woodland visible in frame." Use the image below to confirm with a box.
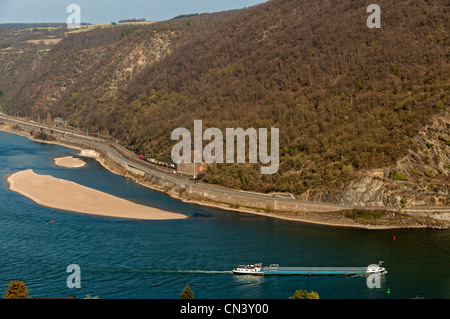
[0,0,448,197]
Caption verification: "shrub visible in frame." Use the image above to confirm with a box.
[391,64,398,75]
[289,289,319,299]
[30,129,56,141]
[438,136,450,146]
[424,171,433,177]
[357,80,363,90]
[264,205,273,213]
[391,172,408,181]
[400,197,407,207]
[348,209,385,220]
[119,26,141,39]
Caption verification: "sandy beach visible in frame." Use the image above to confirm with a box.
[54,156,86,168]
[6,169,188,220]
[79,150,99,158]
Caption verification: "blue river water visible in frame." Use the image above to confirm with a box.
[0,131,448,299]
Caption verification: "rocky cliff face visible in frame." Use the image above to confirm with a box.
[103,32,176,98]
[339,114,449,207]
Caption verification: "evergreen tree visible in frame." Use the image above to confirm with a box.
[180,284,194,299]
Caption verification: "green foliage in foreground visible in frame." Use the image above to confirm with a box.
[2,279,322,299]
[289,289,319,299]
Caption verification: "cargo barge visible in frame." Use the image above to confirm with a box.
[232,262,386,276]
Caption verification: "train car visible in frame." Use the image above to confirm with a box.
[138,154,177,170]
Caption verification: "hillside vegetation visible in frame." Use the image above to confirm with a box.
[1,0,448,205]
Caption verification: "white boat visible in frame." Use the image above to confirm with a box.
[232,263,264,275]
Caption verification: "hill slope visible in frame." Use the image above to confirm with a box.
[1,0,448,206]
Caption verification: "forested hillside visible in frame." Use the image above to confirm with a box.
[1,0,448,204]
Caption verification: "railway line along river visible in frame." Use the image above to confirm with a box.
[0,131,448,299]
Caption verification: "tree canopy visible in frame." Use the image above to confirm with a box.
[3,280,30,299]
[289,289,320,299]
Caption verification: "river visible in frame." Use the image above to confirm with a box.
[0,131,448,299]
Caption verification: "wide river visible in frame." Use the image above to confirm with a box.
[0,131,448,299]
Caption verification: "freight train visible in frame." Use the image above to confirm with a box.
[139,155,177,170]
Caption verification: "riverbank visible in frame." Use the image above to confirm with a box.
[93,149,449,230]
[177,194,449,230]
[1,124,448,229]
[6,169,188,220]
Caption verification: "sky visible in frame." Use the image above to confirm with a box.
[0,0,267,24]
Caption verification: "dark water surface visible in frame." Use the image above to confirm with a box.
[0,132,448,299]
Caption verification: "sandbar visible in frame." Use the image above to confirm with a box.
[6,169,187,220]
[54,156,86,168]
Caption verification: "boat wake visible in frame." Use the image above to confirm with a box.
[157,269,232,275]
[124,268,232,275]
